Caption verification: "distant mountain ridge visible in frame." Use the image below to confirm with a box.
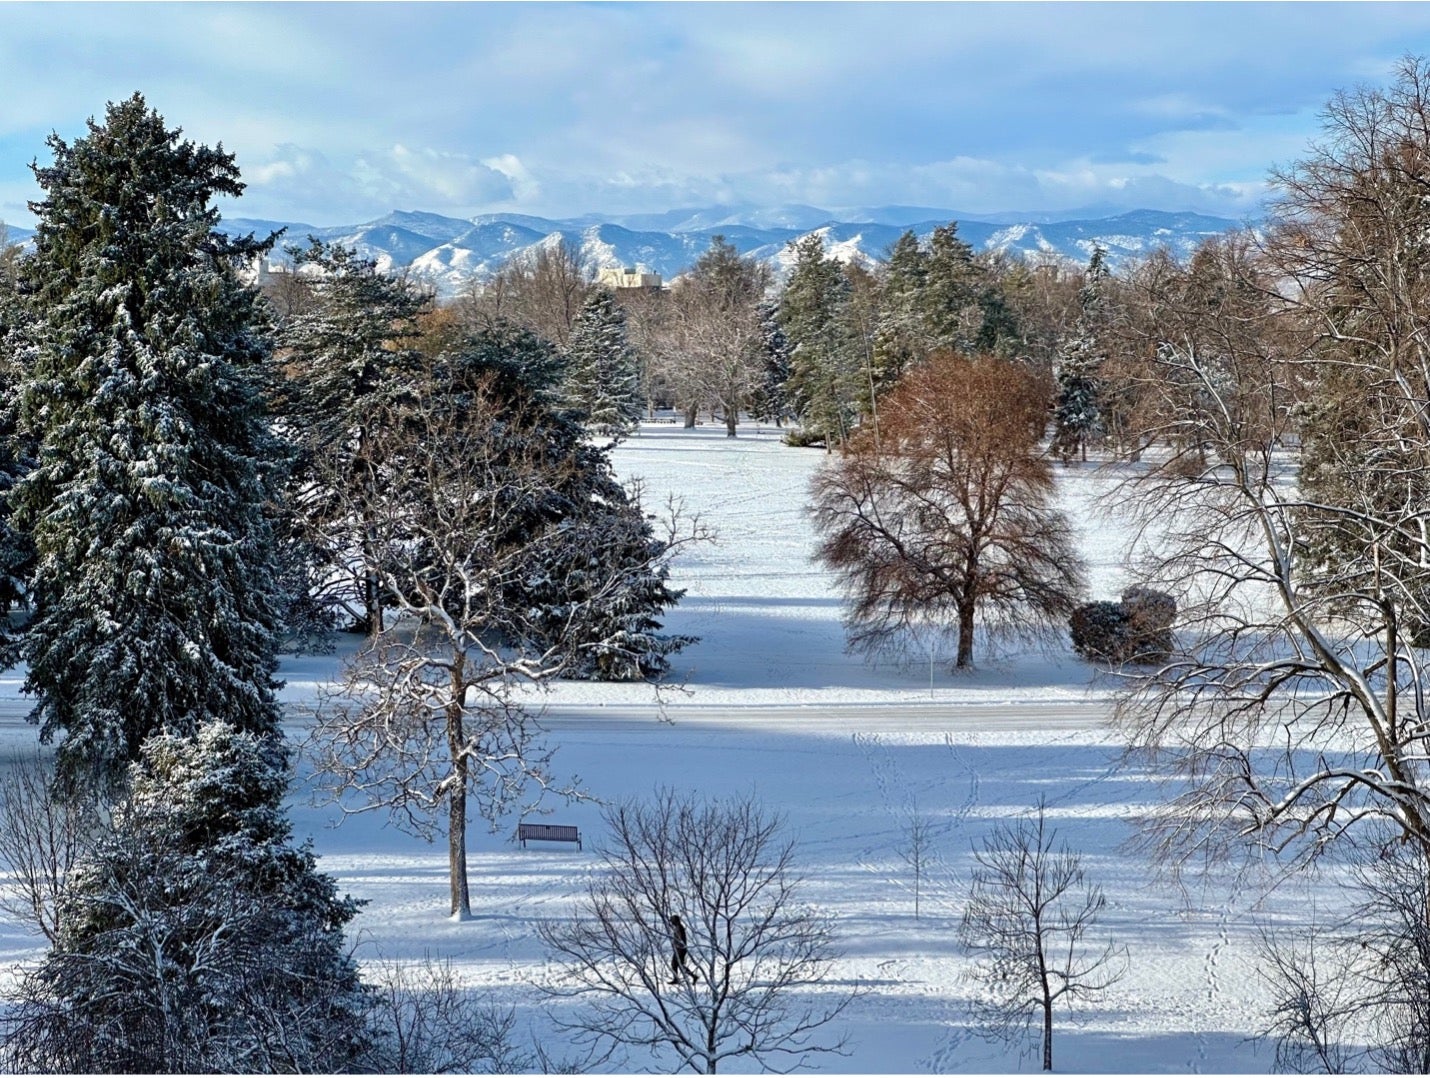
[10,205,1248,298]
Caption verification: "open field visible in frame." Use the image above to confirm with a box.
[0,423,1329,1072]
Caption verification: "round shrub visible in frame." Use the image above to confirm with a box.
[1069,601,1132,663]
[1121,586,1176,662]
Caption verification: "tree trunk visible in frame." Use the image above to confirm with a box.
[684,402,698,428]
[446,663,472,919]
[956,600,976,668]
[1042,998,1053,1071]
[725,409,738,437]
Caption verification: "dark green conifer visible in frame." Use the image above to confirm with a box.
[15,94,285,791]
[564,286,643,440]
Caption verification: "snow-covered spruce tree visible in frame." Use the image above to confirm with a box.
[1050,332,1104,463]
[273,238,429,636]
[867,231,928,414]
[0,236,35,645]
[779,233,858,448]
[563,286,643,440]
[13,94,286,792]
[3,723,370,1073]
[749,300,794,425]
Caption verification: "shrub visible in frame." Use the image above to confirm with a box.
[782,427,826,448]
[1069,601,1132,663]
[1069,589,1177,665]
[1121,586,1176,662]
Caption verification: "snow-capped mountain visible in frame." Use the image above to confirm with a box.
[213,205,1244,297]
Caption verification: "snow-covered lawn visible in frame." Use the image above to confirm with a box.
[0,422,1327,1072]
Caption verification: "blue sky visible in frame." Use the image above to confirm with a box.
[4,1,1430,228]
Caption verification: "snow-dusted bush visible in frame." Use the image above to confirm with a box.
[1069,589,1176,665]
[2,724,369,1074]
[1121,586,1175,663]
[1069,601,1132,663]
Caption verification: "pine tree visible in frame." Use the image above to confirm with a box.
[920,224,983,352]
[0,233,34,644]
[750,300,794,424]
[14,95,286,792]
[779,234,857,447]
[432,328,690,681]
[274,239,429,636]
[870,230,929,398]
[5,723,370,1072]
[564,286,643,440]
[1050,248,1110,463]
[1050,334,1104,463]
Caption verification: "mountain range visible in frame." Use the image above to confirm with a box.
[6,205,1249,298]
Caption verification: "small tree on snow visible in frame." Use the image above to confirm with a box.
[538,789,854,1074]
[0,750,98,944]
[958,800,1127,1071]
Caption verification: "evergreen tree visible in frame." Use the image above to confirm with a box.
[750,300,794,424]
[779,234,857,447]
[870,230,929,398]
[4,723,370,1072]
[274,239,429,635]
[431,327,690,681]
[1050,333,1104,463]
[920,224,983,352]
[14,94,286,791]
[563,286,643,440]
[1050,247,1110,463]
[0,233,34,645]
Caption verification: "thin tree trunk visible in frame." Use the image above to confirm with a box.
[446,659,472,919]
[1042,998,1053,1071]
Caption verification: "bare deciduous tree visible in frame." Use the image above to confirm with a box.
[309,362,692,919]
[538,789,855,1074]
[465,239,591,349]
[651,237,771,435]
[0,750,97,943]
[958,800,1127,1071]
[1111,66,1430,885]
[900,809,936,920]
[811,351,1085,669]
[364,954,534,1074]
[1260,837,1430,1074]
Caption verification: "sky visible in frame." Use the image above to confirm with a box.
[4,1,1430,230]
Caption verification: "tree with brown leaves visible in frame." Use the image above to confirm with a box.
[810,352,1085,669]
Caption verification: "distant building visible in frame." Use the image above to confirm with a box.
[596,266,662,290]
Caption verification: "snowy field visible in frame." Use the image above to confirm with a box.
[0,422,1333,1073]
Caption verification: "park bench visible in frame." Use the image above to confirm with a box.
[518,822,582,850]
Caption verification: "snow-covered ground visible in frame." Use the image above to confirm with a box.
[0,422,1329,1072]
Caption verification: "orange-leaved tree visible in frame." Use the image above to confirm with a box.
[811,351,1085,669]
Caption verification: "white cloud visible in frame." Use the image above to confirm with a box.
[6,3,1430,226]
